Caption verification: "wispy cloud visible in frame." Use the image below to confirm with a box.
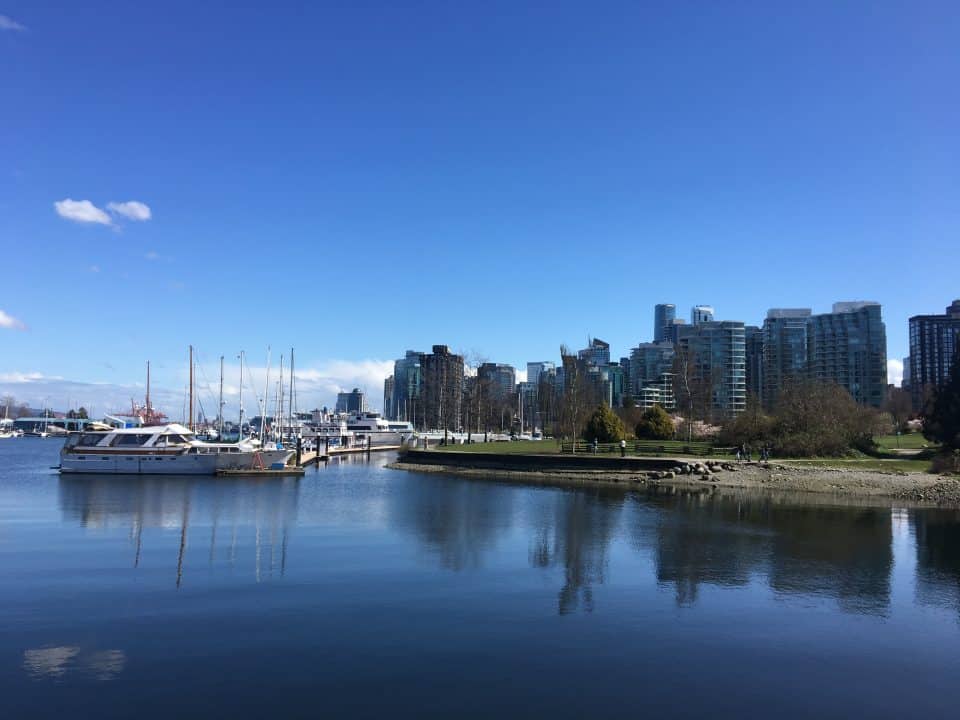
[0,14,26,31]
[887,359,903,387]
[107,201,151,221]
[54,199,112,225]
[0,310,26,330]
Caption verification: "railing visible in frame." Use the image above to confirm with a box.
[560,440,735,457]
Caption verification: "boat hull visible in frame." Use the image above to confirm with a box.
[59,452,221,475]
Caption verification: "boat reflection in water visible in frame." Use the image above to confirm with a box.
[57,474,301,587]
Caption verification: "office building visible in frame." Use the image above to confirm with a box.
[654,304,676,343]
[691,305,715,325]
[676,321,747,419]
[909,300,960,410]
[807,302,887,408]
[390,350,423,423]
[578,338,611,367]
[420,345,464,431]
[336,388,366,414]
[761,309,812,408]
[745,325,763,402]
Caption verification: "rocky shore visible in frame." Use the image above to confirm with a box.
[389,456,960,507]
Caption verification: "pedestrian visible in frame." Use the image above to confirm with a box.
[620,438,626,457]
[592,438,598,455]
[736,448,742,464]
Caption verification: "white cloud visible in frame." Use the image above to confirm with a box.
[0,15,25,31]
[0,371,53,383]
[887,358,903,387]
[0,310,26,330]
[54,199,112,225]
[145,251,159,261]
[107,201,151,221]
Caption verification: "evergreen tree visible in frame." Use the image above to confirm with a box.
[583,404,626,443]
[635,405,674,440]
[924,350,960,450]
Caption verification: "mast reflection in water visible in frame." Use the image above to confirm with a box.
[58,474,301,587]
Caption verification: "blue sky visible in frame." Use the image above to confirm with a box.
[1,1,957,416]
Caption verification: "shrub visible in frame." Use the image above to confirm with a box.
[583,404,626,443]
[635,405,674,440]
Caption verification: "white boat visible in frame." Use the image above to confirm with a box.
[59,424,294,475]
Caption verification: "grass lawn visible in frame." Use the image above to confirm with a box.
[436,440,564,454]
[779,458,931,473]
[874,433,936,451]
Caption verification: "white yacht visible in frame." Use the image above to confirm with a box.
[59,424,294,475]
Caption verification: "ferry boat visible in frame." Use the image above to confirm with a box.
[59,424,294,475]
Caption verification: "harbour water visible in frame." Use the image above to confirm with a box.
[1,438,959,718]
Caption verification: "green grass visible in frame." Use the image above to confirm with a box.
[874,433,936,451]
[435,440,564,454]
[779,458,931,473]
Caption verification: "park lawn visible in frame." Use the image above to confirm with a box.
[779,458,931,473]
[874,433,936,451]
[438,440,564,454]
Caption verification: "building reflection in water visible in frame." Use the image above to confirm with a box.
[389,474,515,571]
[912,509,960,616]
[639,488,893,614]
[529,488,626,614]
[57,474,301,587]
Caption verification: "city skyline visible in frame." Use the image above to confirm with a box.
[3,2,957,412]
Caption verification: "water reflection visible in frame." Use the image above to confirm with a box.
[57,475,301,586]
[912,509,960,615]
[529,488,625,614]
[23,646,126,681]
[639,490,893,613]
[389,475,515,570]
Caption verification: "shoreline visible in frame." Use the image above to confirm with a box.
[389,457,960,508]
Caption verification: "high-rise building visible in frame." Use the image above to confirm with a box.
[676,321,746,419]
[761,309,812,408]
[383,375,395,419]
[578,338,611,367]
[807,302,887,408]
[691,305,715,325]
[420,345,464,431]
[478,363,517,408]
[336,388,366,414]
[745,325,763,402]
[628,342,674,391]
[909,300,960,410]
[526,361,555,386]
[390,350,423,423]
[654,304,676,343]
[664,318,687,344]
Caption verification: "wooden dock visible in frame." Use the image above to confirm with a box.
[216,467,305,477]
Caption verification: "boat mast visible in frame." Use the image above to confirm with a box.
[260,347,271,444]
[289,347,295,439]
[278,354,284,442]
[219,355,224,438]
[146,360,151,419]
[188,345,195,431]
[238,350,244,437]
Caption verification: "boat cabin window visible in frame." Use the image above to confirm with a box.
[78,433,107,447]
[111,434,153,447]
[155,434,188,446]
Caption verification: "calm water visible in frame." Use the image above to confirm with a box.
[1,439,959,718]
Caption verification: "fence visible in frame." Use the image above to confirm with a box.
[560,440,735,457]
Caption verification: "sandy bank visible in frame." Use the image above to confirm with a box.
[388,459,960,507]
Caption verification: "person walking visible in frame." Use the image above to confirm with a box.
[620,438,626,457]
